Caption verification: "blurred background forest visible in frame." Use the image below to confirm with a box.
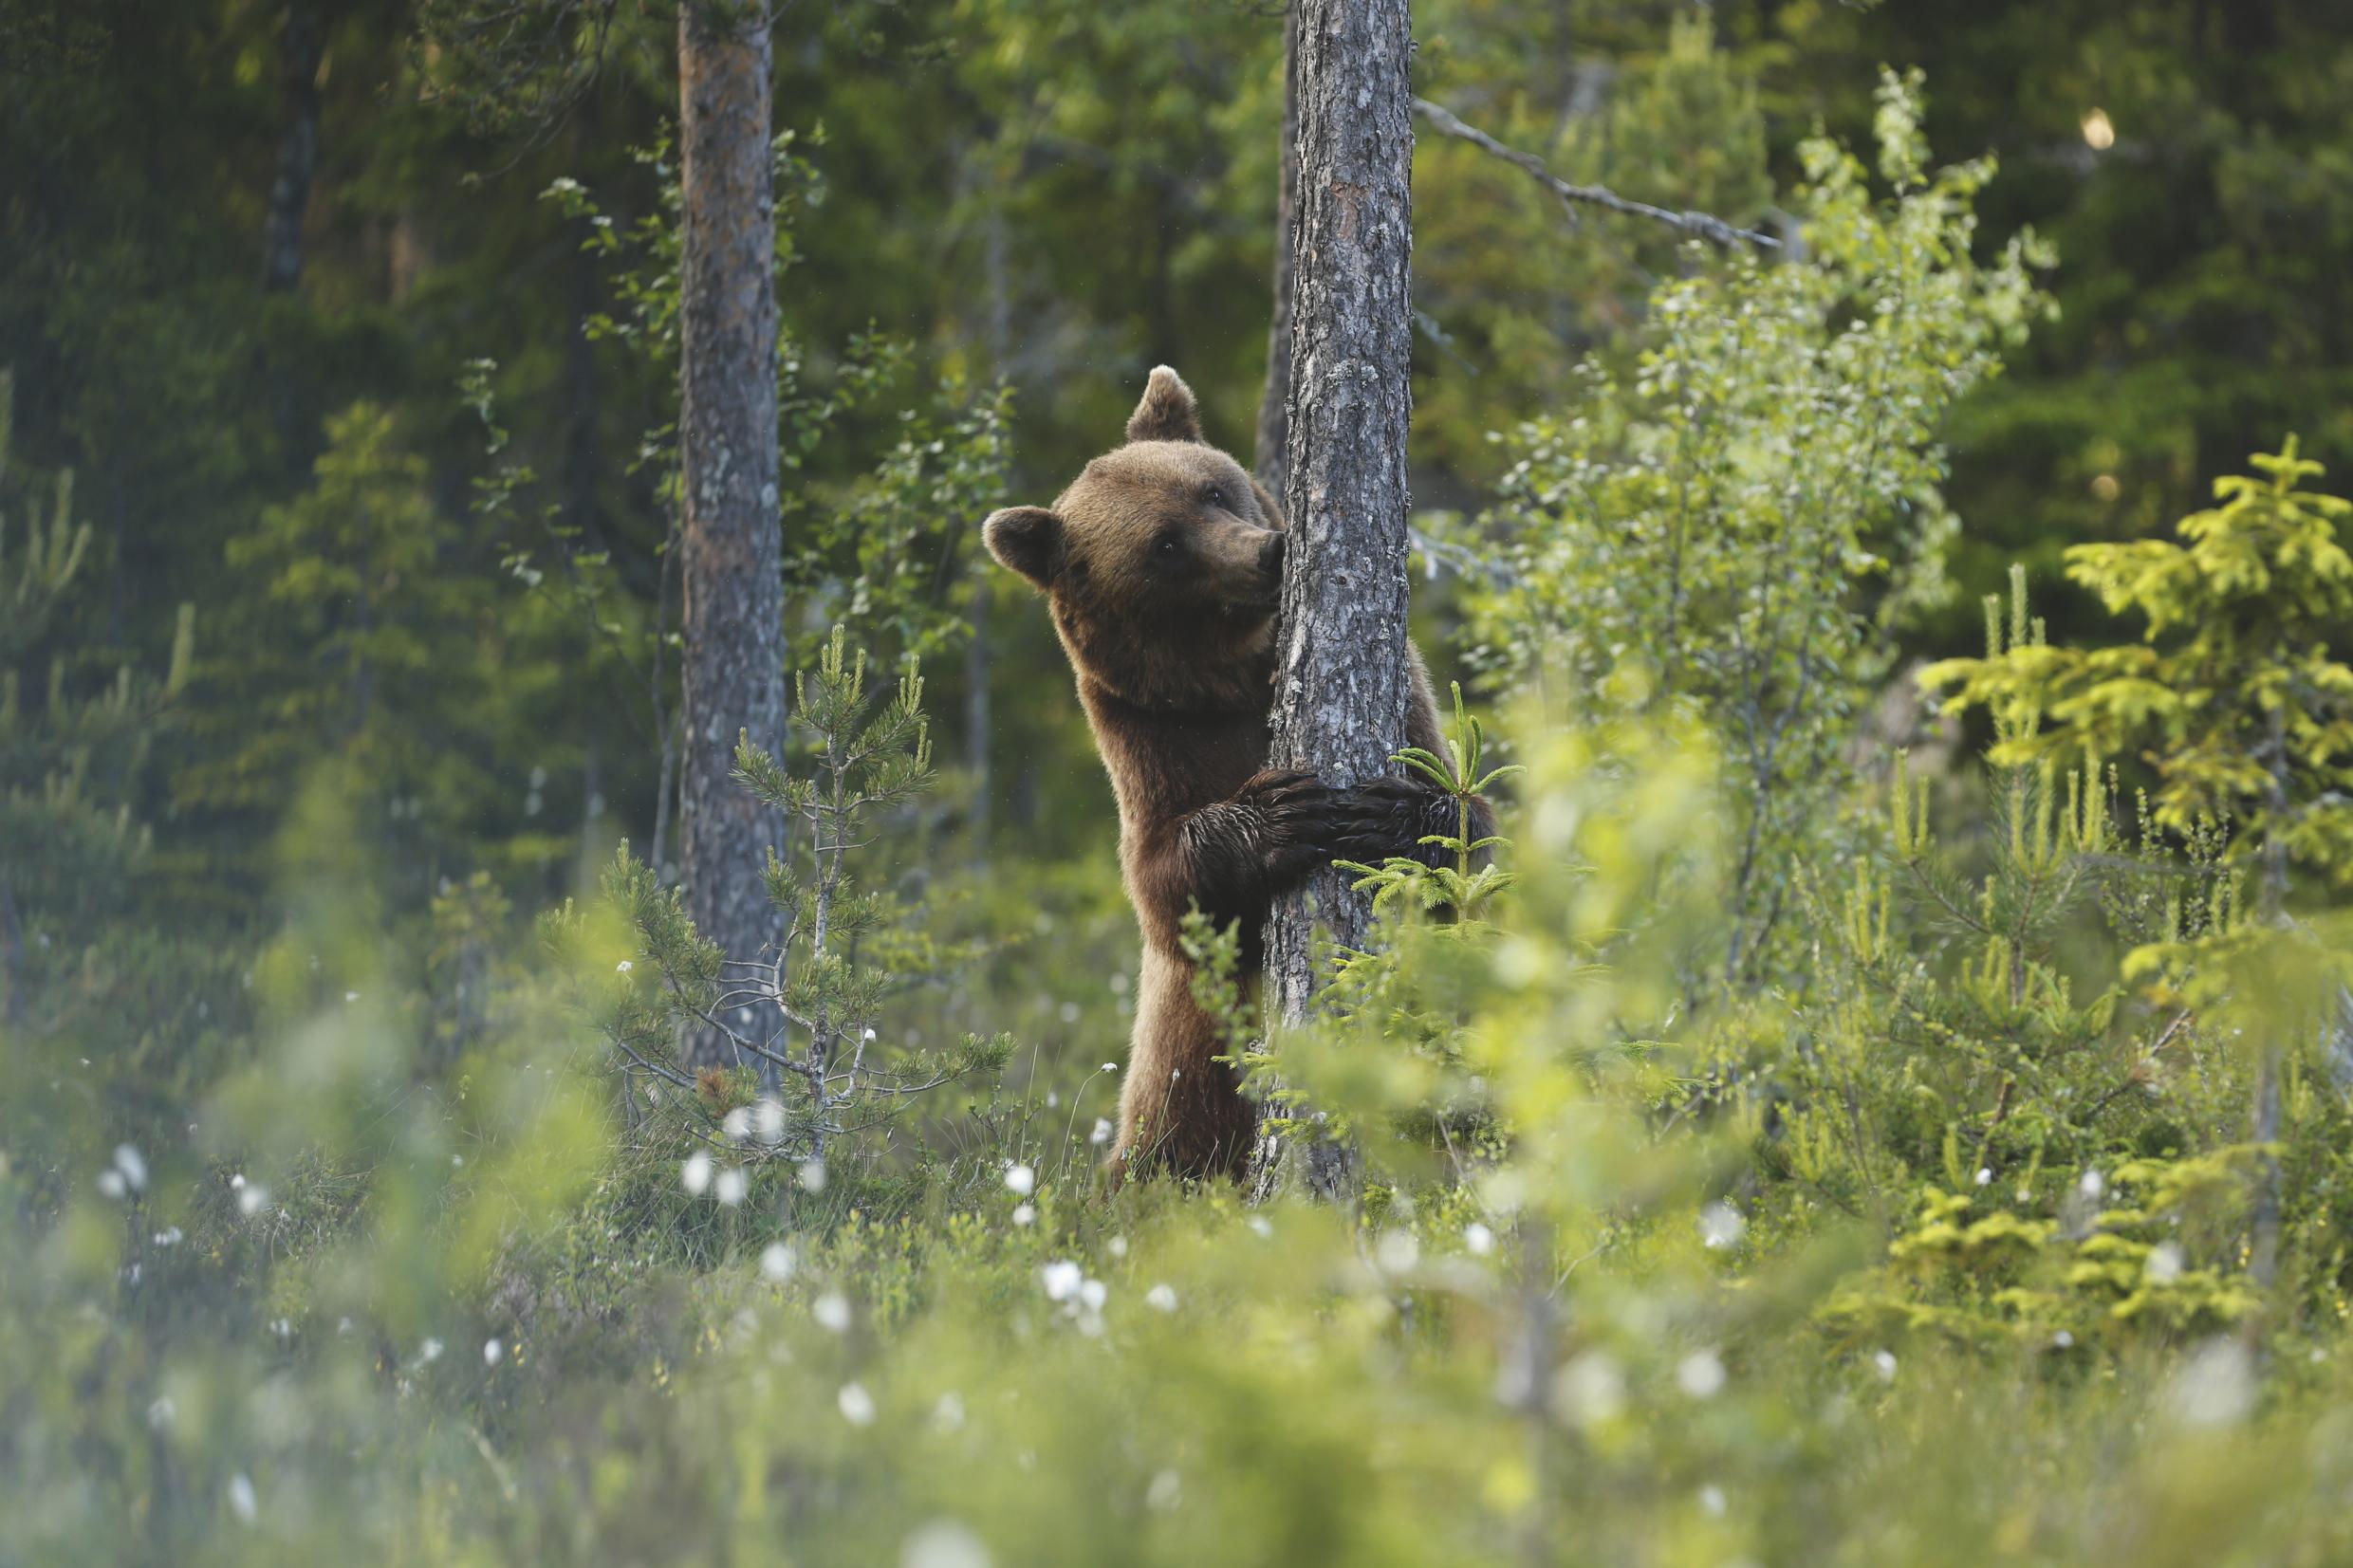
[7,1,2353,1563]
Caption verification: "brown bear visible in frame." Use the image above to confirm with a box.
[982,365,1478,1182]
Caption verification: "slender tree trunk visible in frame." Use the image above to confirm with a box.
[1252,0,1417,1202]
[1251,1,1302,493]
[677,0,784,1069]
[0,875,25,1029]
[963,140,1014,848]
[260,2,322,463]
[260,3,320,295]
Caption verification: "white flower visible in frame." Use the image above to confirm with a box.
[230,1173,247,1190]
[1145,1470,1182,1512]
[228,1473,257,1524]
[1102,1061,1119,1073]
[1004,1163,1036,1196]
[753,1098,787,1145]
[483,1338,504,1367]
[1677,1349,1727,1399]
[146,1395,176,1430]
[932,1391,966,1432]
[1078,1278,1107,1313]
[1247,1216,1273,1239]
[1697,1202,1745,1249]
[1464,1222,1496,1256]
[838,1382,877,1427]
[1089,1117,1114,1147]
[759,1243,798,1282]
[344,990,361,1004]
[1011,1203,1036,1227]
[799,1157,827,1193]
[714,1168,749,1208]
[97,1170,127,1200]
[238,1183,269,1217]
[899,1519,991,1568]
[1106,1235,1129,1259]
[1145,1283,1178,1313]
[420,1337,444,1364]
[615,959,633,973]
[1552,1353,1625,1426]
[2078,1168,2105,1199]
[112,1145,148,1192]
[681,1152,713,1196]
[722,1107,752,1141]
[1872,1350,1898,1382]
[1973,1167,1992,1187]
[2145,1241,2185,1283]
[813,1292,852,1333]
[1375,1230,1419,1274]
[1699,1484,1727,1519]
[1041,1261,1084,1301]
[2169,1337,2255,1429]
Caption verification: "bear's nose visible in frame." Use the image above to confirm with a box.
[1257,530,1287,577]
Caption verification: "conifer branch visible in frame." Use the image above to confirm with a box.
[1412,97,1781,251]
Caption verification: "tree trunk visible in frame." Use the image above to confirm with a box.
[1251,1,1302,493]
[260,3,320,295]
[677,0,784,1069]
[1252,0,1417,1202]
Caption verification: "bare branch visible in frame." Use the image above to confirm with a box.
[1413,97,1780,252]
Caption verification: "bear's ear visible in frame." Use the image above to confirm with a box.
[1125,364,1202,444]
[982,506,1065,588]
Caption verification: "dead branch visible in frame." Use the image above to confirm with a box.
[1413,97,1780,252]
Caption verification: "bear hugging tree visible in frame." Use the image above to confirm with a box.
[983,366,1486,1183]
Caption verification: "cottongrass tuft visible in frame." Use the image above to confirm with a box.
[1677,1349,1727,1399]
[899,1519,991,1568]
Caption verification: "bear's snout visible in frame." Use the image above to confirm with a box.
[1257,529,1286,581]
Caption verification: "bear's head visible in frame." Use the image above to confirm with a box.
[983,366,1286,711]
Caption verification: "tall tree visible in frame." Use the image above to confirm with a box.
[258,3,321,296]
[1251,0,1300,494]
[676,0,784,1068]
[1256,0,1417,1196]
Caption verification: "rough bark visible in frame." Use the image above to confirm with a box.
[1252,0,1417,1202]
[260,3,321,294]
[1251,1,1301,493]
[676,0,784,1069]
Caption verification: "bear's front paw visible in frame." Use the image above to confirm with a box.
[1234,767,1345,876]
[1320,776,1461,868]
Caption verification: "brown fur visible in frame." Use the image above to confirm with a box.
[983,366,1476,1183]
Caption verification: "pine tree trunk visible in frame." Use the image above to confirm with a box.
[1252,0,1417,1202]
[260,3,320,295]
[677,0,784,1070]
[1251,1,1302,493]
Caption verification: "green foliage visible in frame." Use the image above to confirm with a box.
[565,625,1009,1164]
[1454,70,2054,985]
[0,366,195,1024]
[1928,443,2353,904]
[178,402,581,893]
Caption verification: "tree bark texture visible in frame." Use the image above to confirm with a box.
[1255,0,1416,1200]
[260,3,320,295]
[1251,1,1301,494]
[677,0,784,1069]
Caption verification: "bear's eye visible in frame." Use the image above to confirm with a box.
[1199,484,1227,511]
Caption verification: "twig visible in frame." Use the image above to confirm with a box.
[1413,98,1780,251]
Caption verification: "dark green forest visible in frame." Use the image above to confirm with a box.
[7,2,2353,1562]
